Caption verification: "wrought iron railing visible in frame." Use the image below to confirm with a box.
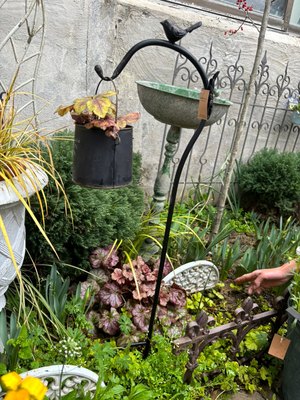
[153,42,300,206]
[173,295,288,383]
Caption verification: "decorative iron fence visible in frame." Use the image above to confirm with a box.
[173,295,288,383]
[153,42,300,206]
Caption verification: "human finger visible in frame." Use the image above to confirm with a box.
[234,270,259,285]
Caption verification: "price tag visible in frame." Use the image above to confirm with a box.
[268,334,291,360]
[198,89,210,120]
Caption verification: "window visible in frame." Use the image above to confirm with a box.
[220,0,287,18]
[166,0,300,34]
[290,1,300,26]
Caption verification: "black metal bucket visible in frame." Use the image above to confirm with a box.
[72,124,133,188]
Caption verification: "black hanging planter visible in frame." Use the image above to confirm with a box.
[72,124,133,188]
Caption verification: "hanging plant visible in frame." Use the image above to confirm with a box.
[55,91,140,139]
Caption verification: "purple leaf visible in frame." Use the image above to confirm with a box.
[111,268,126,285]
[98,282,124,308]
[89,245,119,269]
[98,308,120,335]
[168,286,186,307]
[132,304,150,332]
[159,286,170,306]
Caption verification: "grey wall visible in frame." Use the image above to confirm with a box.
[1,0,300,193]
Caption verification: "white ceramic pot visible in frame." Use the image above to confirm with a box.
[0,168,48,310]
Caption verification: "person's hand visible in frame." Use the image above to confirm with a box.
[234,261,296,295]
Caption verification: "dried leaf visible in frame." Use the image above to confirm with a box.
[116,112,140,129]
[55,104,74,116]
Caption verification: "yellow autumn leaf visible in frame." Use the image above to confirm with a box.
[73,97,91,115]
[100,90,117,98]
[87,95,112,119]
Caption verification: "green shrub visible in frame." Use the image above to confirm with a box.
[25,131,144,274]
[237,148,300,217]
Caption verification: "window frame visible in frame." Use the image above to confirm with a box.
[167,0,299,35]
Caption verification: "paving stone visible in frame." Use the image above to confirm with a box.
[229,392,265,400]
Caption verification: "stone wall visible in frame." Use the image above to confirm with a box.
[1,0,300,193]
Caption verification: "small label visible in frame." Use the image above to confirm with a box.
[268,334,291,360]
[198,89,210,120]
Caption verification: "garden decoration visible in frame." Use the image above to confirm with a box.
[162,260,219,294]
[136,81,232,213]
[0,169,47,311]
[88,19,230,357]
[0,365,100,399]
[56,86,140,188]
[173,295,288,384]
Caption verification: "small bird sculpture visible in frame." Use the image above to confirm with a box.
[160,19,202,44]
[208,71,220,93]
[207,71,220,117]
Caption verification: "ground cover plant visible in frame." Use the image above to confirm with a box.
[0,265,283,399]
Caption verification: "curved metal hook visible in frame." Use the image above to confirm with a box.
[95,38,209,89]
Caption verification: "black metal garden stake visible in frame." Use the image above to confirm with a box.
[94,24,217,357]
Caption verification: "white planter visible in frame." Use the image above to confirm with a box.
[0,168,48,310]
[0,365,101,399]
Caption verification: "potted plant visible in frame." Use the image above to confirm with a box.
[288,95,300,125]
[55,90,140,188]
[0,75,67,310]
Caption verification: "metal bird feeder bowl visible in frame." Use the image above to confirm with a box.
[136,80,232,128]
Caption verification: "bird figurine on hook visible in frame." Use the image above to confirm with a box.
[160,19,202,44]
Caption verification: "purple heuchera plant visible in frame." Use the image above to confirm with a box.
[89,244,119,269]
[82,246,188,341]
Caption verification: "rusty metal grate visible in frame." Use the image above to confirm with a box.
[173,295,288,383]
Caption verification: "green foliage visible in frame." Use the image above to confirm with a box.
[25,131,144,273]
[45,265,70,323]
[289,270,300,312]
[237,217,300,274]
[237,148,300,217]
[91,336,204,399]
[0,310,20,371]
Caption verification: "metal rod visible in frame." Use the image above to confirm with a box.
[95,37,211,357]
[143,119,207,358]
[95,39,209,90]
